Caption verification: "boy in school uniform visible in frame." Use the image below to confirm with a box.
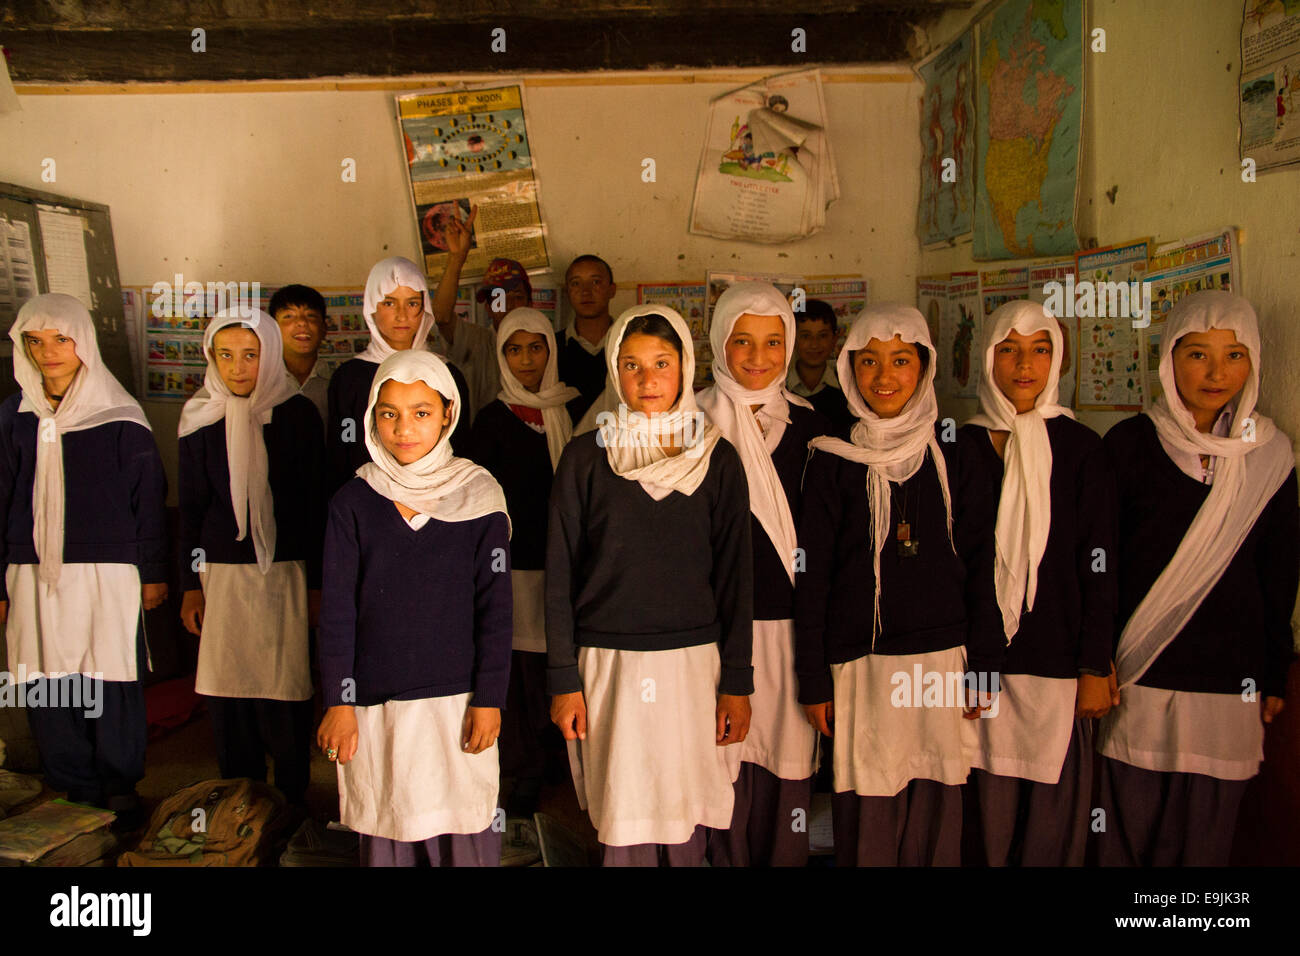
[272,284,331,428]
[558,254,617,423]
[788,299,853,433]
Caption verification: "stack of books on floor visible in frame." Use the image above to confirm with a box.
[0,798,119,867]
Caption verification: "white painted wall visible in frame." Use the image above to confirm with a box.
[0,68,922,497]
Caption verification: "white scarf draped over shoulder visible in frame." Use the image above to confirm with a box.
[807,304,954,645]
[696,281,811,584]
[1116,290,1295,688]
[965,299,1074,642]
[179,309,296,574]
[594,305,721,500]
[494,308,580,471]
[357,256,438,365]
[358,350,509,527]
[10,293,153,586]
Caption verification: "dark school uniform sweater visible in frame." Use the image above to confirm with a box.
[467,399,572,571]
[955,417,1117,679]
[805,384,854,435]
[0,394,169,600]
[753,403,831,622]
[318,478,513,709]
[545,431,755,698]
[324,355,471,493]
[1104,414,1299,700]
[793,423,1001,705]
[177,394,326,592]
[556,331,607,423]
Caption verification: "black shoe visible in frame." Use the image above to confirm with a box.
[106,793,145,834]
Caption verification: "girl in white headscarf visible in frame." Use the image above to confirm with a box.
[466,307,579,819]
[957,299,1117,866]
[325,256,471,492]
[178,309,326,807]
[1,294,167,826]
[794,304,1001,866]
[546,305,754,866]
[695,282,830,867]
[317,350,512,866]
[1096,290,1297,866]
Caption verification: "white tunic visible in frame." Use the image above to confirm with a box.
[832,646,972,797]
[732,619,818,781]
[962,672,1077,785]
[1097,683,1264,781]
[194,560,311,701]
[339,691,499,842]
[5,563,142,682]
[568,643,737,847]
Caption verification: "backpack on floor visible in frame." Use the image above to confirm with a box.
[118,778,288,867]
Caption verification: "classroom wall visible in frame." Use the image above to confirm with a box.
[0,66,921,498]
[920,0,1300,452]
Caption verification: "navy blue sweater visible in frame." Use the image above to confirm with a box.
[956,417,1117,678]
[753,403,830,622]
[0,394,168,600]
[1105,414,1299,699]
[177,394,326,592]
[793,424,1001,705]
[545,431,755,697]
[556,333,606,424]
[318,478,513,708]
[325,356,471,494]
[467,399,571,571]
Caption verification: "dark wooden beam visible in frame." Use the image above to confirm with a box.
[1,3,969,81]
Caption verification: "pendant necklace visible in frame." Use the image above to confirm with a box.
[894,481,919,558]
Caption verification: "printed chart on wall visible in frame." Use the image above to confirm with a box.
[397,85,549,280]
[973,0,1083,260]
[944,271,982,399]
[1073,238,1150,409]
[1142,229,1241,403]
[1240,0,1300,171]
[690,69,840,243]
[917,275,952,395]
[0,217,38,331]
[916,29,975,245]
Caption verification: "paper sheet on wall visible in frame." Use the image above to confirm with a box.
[1142,229,1241,403]
[36,207,93,309]
[1240,0,1300,171]
[690,69,839,243]
[0,218,38,330]
[946,271,982,399]
[917,275,952,396]
[1074,239,1150,409]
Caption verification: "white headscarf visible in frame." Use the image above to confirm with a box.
[10,294,152,586]
[494,308,580,471]
[358,350,509,526]
[1116,290,1294,688]
[179,309,296,574]
[966,300,1075,641]
[596,305,721,500]
[696,282,811,584]
[357,256,437,365]
[808,304,954,644]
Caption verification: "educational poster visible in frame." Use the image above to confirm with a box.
[916,29,975,245]
[1240,0,1300,171]
[317,291,373,373]
[1074,239,1150,409]
[396,85,549,279]
[705,270,802,334]
[36,206,92,308]
[142,285,213,401]
[917,275,951,394]
[973,0,1084,259]
[1142,229,1241,402]
[947,271,982,398]
[690,69,840,243]
[0,217,38,331]
[637,282,710,387]
[1028,258,1078,406]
